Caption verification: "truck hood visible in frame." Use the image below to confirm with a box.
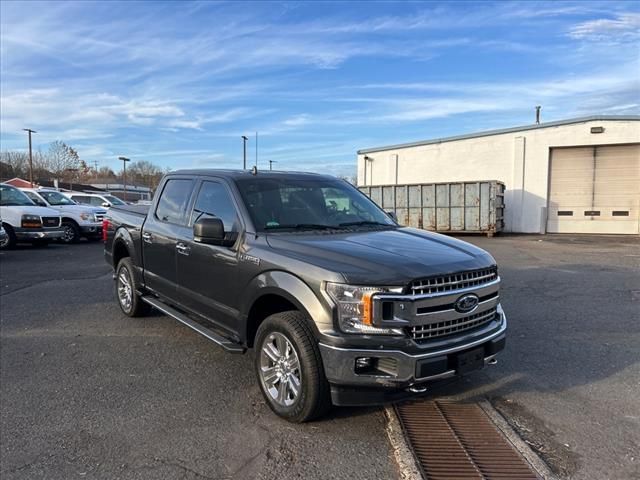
[266,227,496,285]
[0,205,61,216]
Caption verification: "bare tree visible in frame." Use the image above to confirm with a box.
[120,160,165,190]
[43,141,81,181]
[0,150,50,181]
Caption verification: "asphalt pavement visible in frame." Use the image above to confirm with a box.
[1,234,639,480]
[0,242,396,480]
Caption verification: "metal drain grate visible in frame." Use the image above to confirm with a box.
[395,400,539,480]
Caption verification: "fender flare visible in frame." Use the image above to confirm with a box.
[112,227,144,281]
[240,271,334,340]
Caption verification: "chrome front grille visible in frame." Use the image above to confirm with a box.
[408,308,498,342]
[409,267,498,296]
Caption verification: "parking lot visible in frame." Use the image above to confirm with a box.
[1,235,639,480]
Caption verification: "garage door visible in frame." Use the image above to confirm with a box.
[547,144,640,234]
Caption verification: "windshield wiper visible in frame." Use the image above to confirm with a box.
[265,223,336,231]
[338,220,393,227]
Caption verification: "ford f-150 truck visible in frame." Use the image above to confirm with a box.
[104,170,506,422]
[20,188,106,243]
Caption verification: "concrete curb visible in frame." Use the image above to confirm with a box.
[384,406,423,480]
[477,399,558,480]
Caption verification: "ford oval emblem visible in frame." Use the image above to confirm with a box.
[454,294,479,313]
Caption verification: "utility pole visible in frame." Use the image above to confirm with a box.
[255,131,258,168]
[118,156,130,202]
[241,135,248,169]
[269,160,277,171]
[92,160,99,180]
[23,129,37,187]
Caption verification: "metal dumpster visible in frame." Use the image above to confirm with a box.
[359,180,505,236]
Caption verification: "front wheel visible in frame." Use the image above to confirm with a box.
[0,225,16,250]
[116,257,150,317]
[61,221,80,243]
[255,311,331,422]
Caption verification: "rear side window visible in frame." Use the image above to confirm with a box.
[155,179,194,225]
[190,181,239,231]
[72,195,90,204]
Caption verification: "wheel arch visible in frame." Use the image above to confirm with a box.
[242,271,333,348]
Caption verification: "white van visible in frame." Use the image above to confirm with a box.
[0,184,64,249]
[20,188,106,243]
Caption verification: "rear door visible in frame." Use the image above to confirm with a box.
[175,179,242,332]
[142,178,195,300]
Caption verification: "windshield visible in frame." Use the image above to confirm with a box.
[104,195,125,205]
[0,185,37,207]
[235,176,396,232]
[39,191,77,206]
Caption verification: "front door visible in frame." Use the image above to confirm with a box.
[176,179,242,333]
[142,178,195,299]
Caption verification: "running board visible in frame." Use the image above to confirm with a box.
[141,296,246,354]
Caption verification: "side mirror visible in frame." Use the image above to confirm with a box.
[386,210,398,222]
[193,217,235,246]
[102,202,110,208]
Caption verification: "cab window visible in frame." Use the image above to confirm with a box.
[190,181,239,231]
[155,179,194,225]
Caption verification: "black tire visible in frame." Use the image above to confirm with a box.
[255,311,331,422]
[115,257,150,317]
[61,221,80,244]
[0,224,16,250]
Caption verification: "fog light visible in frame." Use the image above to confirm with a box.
[355,357,372,369]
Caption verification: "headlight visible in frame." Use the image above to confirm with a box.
[21,214,42,228]
[79,211,95,221]
[325,282,404,335]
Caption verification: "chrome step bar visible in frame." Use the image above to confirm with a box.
[141,296,246,354]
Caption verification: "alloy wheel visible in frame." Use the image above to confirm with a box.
[117,268,133,312]
[259,332,302,407]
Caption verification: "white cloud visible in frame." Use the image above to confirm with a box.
[568,13,640,41]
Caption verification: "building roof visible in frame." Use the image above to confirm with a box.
[357,115,640,154]
[3,178,34,188]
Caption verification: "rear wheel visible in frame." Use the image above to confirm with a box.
[116,257,150,317]
[255,311,331,422]
[0,224,16,250]
[61,221,80,243]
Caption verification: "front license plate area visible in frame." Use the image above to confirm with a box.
[456,347,484,375]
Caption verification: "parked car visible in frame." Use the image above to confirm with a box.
[20,188,106,243]
[0,184,64,249]
[68,192,127,209]
[0,217,7,246]
[104,170,506,422]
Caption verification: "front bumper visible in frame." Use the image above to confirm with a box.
[319,305,507,406]
[14,228,65,241]
[79,223,102,236]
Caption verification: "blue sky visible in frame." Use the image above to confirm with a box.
[1,1,638,177]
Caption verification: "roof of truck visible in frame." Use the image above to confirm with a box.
[168,169,328,179]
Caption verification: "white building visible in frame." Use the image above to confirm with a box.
[357,116,640,234]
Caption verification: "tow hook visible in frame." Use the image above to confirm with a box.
[487,358,498,365]
[407,385,428,394]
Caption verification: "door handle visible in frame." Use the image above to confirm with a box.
[142,232,153,243]
[176,242,190,256]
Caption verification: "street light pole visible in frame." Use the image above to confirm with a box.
[23,129,37,187]
[269,160,277,171]
[241,136,248,170]
[118,156,130,202]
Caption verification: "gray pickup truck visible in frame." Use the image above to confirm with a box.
[104,169,506,422]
